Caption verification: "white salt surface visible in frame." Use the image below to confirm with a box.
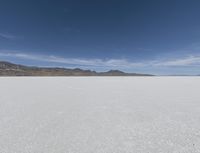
[0,77,200,153]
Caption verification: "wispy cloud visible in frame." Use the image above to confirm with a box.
[0,33,17,40]
[0,51,200,68]
[0,52,144,68]
[153,56,200,66]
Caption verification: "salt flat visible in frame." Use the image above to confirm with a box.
[0,77,200,153]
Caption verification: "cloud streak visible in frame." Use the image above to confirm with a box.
[0,52,145,68]
[155,56,200,66]
[0,33,17,40]
[0,51,200,68]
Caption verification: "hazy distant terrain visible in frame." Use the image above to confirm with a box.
[0,61,152,76]
[0,77,200,153]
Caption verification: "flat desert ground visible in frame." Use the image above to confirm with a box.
[0,77,200,153]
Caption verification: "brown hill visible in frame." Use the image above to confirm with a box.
[0,61,153,76]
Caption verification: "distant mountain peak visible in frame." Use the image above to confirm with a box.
[0,61,153,76]
[107,70,125,73]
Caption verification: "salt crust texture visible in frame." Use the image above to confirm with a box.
[0,77,200,153]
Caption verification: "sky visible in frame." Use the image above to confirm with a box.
[0,0,200,75]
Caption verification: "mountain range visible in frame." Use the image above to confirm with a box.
[0,61,153,76]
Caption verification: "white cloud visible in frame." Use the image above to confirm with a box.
[0,51,200,68]
[0,52,145,68]
[153,56,200,66]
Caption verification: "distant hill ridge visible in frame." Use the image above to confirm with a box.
[0,61,153,76]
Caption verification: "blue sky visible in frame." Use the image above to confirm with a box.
[0,0,200,75]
